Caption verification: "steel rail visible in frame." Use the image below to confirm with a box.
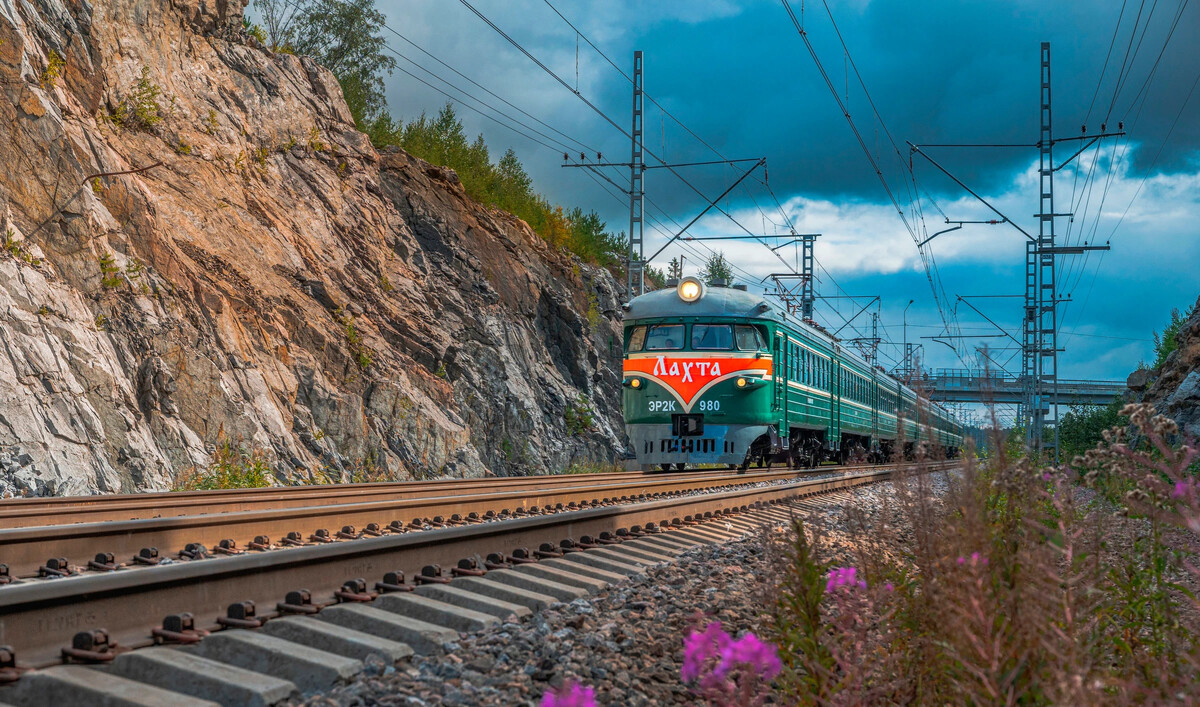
[0,463,931,667]
[0,467,902,578]
[0,465,857,527]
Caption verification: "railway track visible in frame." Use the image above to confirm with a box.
[0,460,955,704]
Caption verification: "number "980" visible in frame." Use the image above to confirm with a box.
[697,400,720,411]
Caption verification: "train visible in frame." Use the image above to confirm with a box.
[620,276,962,471]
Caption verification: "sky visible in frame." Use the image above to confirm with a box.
[361,0,1199,407]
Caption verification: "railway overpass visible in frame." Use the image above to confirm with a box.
[914,369,1126,406]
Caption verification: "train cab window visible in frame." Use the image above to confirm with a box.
[627,326,646,352]
[735,325,766,351]
[645,324,685,350]
[691,324,733,350]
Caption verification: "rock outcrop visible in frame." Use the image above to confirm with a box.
[1127,294,1200,439]
[0,0,626,495]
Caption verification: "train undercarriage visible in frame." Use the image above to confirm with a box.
[634,424,959,473]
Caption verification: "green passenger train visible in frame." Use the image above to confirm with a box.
[620,277,962,471]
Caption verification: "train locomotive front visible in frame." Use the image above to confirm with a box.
[621,277,776,470]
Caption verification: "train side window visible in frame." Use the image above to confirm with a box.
[645,324,685,350]
[691,324,733,350]
[735,325,765,351]
[627,326,646,352]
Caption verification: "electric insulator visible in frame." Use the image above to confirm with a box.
[1118,121,1124,130]
[1081,124,1087,134]
[562,152,569,161]
[579,152,585,161]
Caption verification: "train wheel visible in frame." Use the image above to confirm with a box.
[738,458,750,474]
[659,464,672,472]
[675,463,686,471]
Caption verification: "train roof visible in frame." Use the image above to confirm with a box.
[624,282,956,418]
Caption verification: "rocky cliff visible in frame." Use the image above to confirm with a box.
[0,0,627,495]
[1126,294,1200,440]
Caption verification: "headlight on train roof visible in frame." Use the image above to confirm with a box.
[736,377,747,388]
[630,378,641,389]
[677,276,704,302]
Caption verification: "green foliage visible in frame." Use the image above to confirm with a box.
[1152,305,1193,368]
[1058,397,1127,461]
[94,313,108,330]
[40,49,64,89]
[284,0,396,130]
[645,263,667,290]
[242,17,268,44]
[90,177,103,195]
[770,519,835,698]
[175,139,192,155]
[2,229,40,265]
[561,460,623,475]
[203,109,218,136]
[373,105,623,266]
[585,292,601,330]
[434,362,447,378]
[113,67,163,131]
[378,274,394,292]
[175,439,272,490]
[98,252,123,288]
[699,251,735,284]
[564,395,594,435]
[334,306,373,370]
[307,126,327,152]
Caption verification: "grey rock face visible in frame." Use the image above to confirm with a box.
[0,0,626,495]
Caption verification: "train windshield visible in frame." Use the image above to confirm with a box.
[734,325,765,351]
[645,324,685,350]
[627,326,646,352]
[691,324,733,350]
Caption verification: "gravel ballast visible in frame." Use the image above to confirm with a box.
[298,478,921,707]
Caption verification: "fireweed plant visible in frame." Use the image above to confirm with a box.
[764,403,1200,705]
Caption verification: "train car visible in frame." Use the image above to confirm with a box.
[621,276,962,471]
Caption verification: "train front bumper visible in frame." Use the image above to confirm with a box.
[623,423,769,469]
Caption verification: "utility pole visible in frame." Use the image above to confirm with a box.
[908,42,1119,457]
[628,50,645,298]
[902,299,914,377]
[1024,42,1055,460]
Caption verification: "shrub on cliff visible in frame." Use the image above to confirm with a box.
[373,104,624,267]
[1153,304,1194,368]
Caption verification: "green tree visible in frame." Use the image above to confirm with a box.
[285,0,396,129]
[1058,397,1127,461]
[668,257,682,280]
[700,251,734,285]
[1152,305,1193,368]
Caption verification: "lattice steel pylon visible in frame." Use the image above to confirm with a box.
[627,51,645,297]
[800,233,816,320]
[1023,42,1057,457]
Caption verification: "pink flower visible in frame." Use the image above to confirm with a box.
[541,681,596,707]
[825,567,867,592]
[1042,472,1052,481]
[884,582,895,592]
[958,553,988,567]
[682,621,730,682]
[1173,480,1191,499]
[715,633,781,680]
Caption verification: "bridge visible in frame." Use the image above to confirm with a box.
[914,369,1126,406]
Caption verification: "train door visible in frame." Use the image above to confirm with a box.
[829,358,841,454]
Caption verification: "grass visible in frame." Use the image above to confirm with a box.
[766,405,1200,704]
[334,307,373,371]
[174,440,272,491]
